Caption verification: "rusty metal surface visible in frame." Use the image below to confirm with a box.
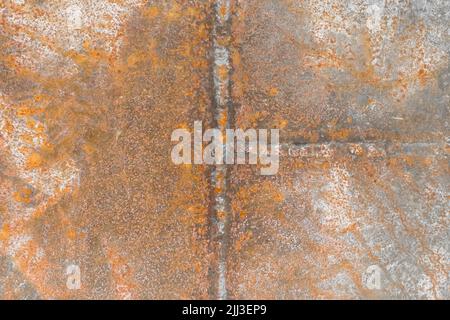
[0,0,448,299]
[227,0,449,299]
[0,0,213,299]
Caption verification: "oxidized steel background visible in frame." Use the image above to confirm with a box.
[0,0,448,299]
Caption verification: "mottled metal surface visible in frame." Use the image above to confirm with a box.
[228,0,449,299]
[0,0,213,299]
[0,0,448,299]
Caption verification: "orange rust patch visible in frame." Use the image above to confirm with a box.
[0,224,10,241]
[268,87,279,97]
[13,187,33,204]
[144,6,160,18]
[25,152,44,169]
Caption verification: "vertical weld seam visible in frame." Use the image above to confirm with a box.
[210,0,232,300]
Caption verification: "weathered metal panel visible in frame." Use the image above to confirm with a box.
[0,0,448,299]
[0,1,213,299]
[227,0,449,299]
